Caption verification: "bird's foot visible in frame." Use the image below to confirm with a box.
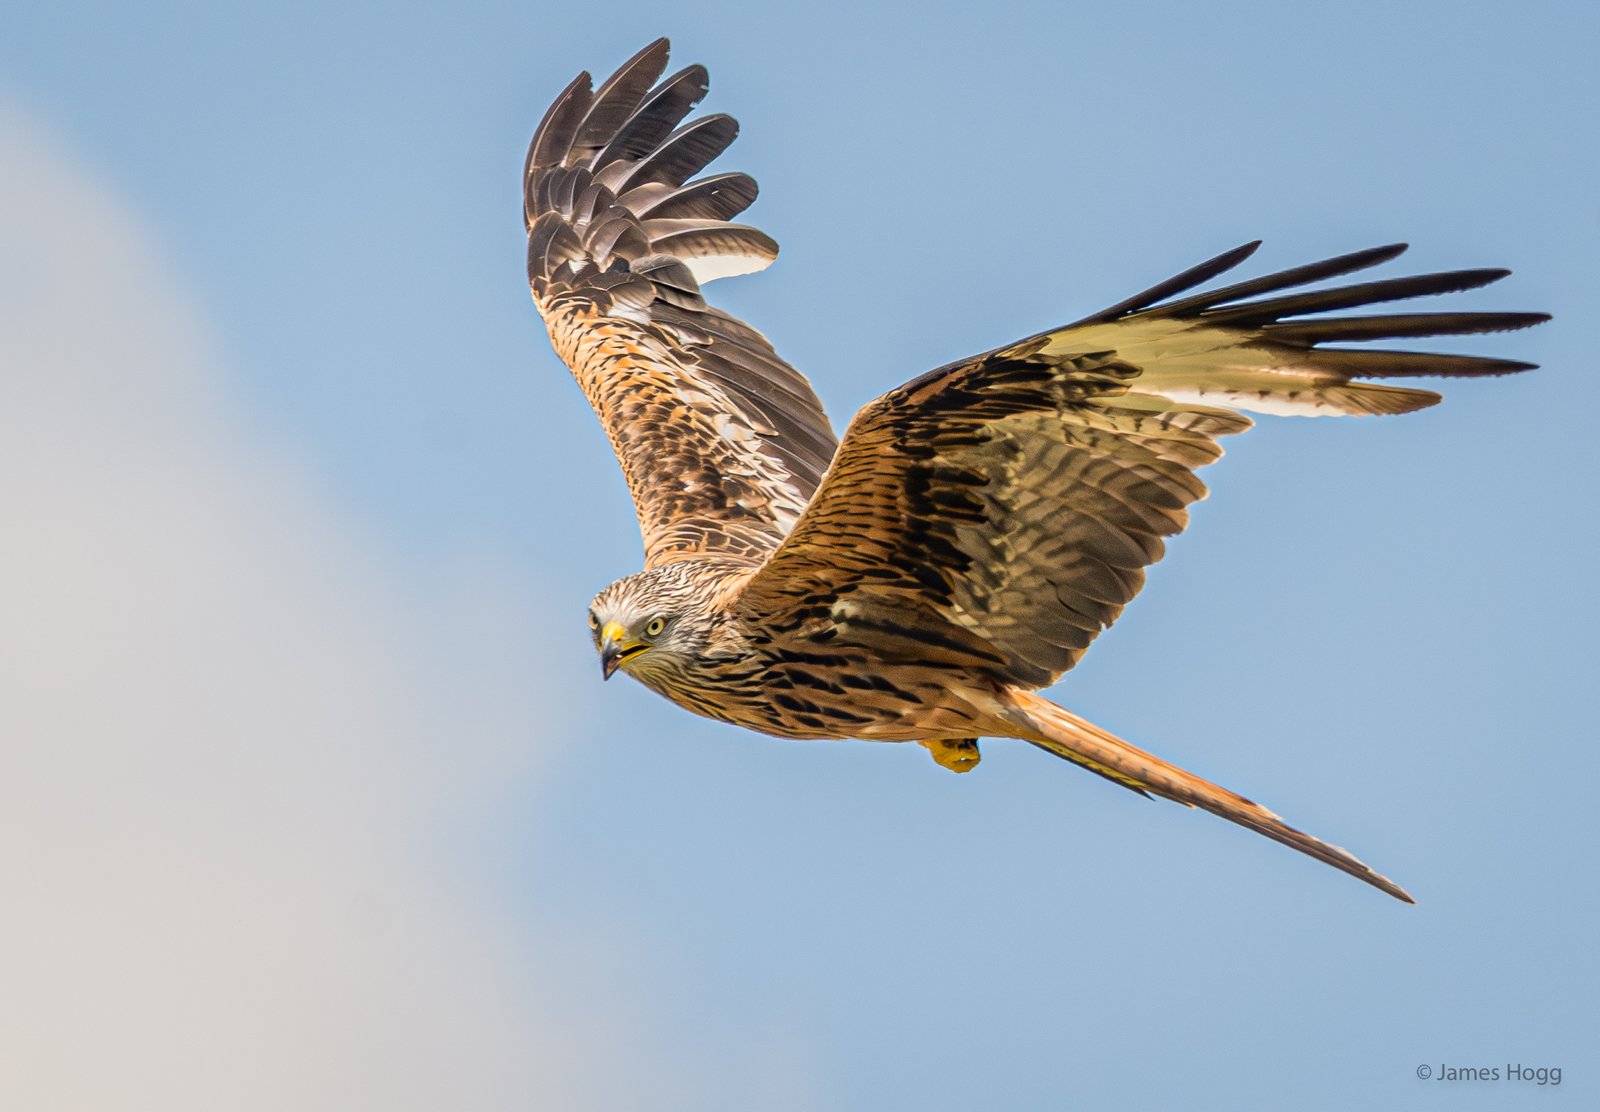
[920,737,981,774]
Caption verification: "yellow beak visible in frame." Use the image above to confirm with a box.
[598,621,646,680]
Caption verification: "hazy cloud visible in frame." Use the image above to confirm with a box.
[0,102,703,1110]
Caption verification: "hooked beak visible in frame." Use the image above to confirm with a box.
[599,621,645,680]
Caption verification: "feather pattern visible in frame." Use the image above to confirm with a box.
[738,243,1547,687]
[526,38,836,567]
[627,172,759,221]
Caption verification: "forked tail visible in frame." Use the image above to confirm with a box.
[1008,690,1413,902]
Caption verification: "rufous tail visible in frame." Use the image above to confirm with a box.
[1008,690,1413,903]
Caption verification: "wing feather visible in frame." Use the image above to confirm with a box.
[628,172,759,221]
[570,40,670,157]
[736,245,1545,687]
[593,65,710,169]
[527,39,838,567]
[613,115,741,195]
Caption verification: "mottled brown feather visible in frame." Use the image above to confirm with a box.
[526,38,837,567]
[738,244,1546,688]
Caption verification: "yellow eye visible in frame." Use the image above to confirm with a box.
[644,616,666,637]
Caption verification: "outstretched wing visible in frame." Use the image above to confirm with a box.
[526,39,837,567]
[736,242,1547,688]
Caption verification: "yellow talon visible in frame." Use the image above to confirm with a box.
[920,738,981,773]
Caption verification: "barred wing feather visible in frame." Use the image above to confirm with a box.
[737,241,1547,688]
[526,38,837,567]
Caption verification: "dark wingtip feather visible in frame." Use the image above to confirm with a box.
[570,39,674,157]
[1075,240,1262,325]
[594,64,712,169]
[526,70,592,185]
[616,113,741,195]
[1311,349,1542,380]
[1266,310,1552,344]
[1203,267,1518,328]
[631,172,759,221]
[1157,243,1413,318]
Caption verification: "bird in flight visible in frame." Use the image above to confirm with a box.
[524,38,1546,902]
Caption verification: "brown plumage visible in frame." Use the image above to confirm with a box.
[526,38,1547,903]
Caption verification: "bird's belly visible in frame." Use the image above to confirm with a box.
[635,658,1007,742]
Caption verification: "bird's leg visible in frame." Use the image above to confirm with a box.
[919,737,981,773]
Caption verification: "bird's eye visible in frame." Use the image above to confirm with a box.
[644,616,666,637]
[587,612,599,631]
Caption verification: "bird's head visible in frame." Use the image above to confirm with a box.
[588,566,715,681]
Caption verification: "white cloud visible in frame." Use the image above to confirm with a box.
[0,103,697,1110]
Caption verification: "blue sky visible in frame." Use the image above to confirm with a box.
[3,1,1595,1108]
